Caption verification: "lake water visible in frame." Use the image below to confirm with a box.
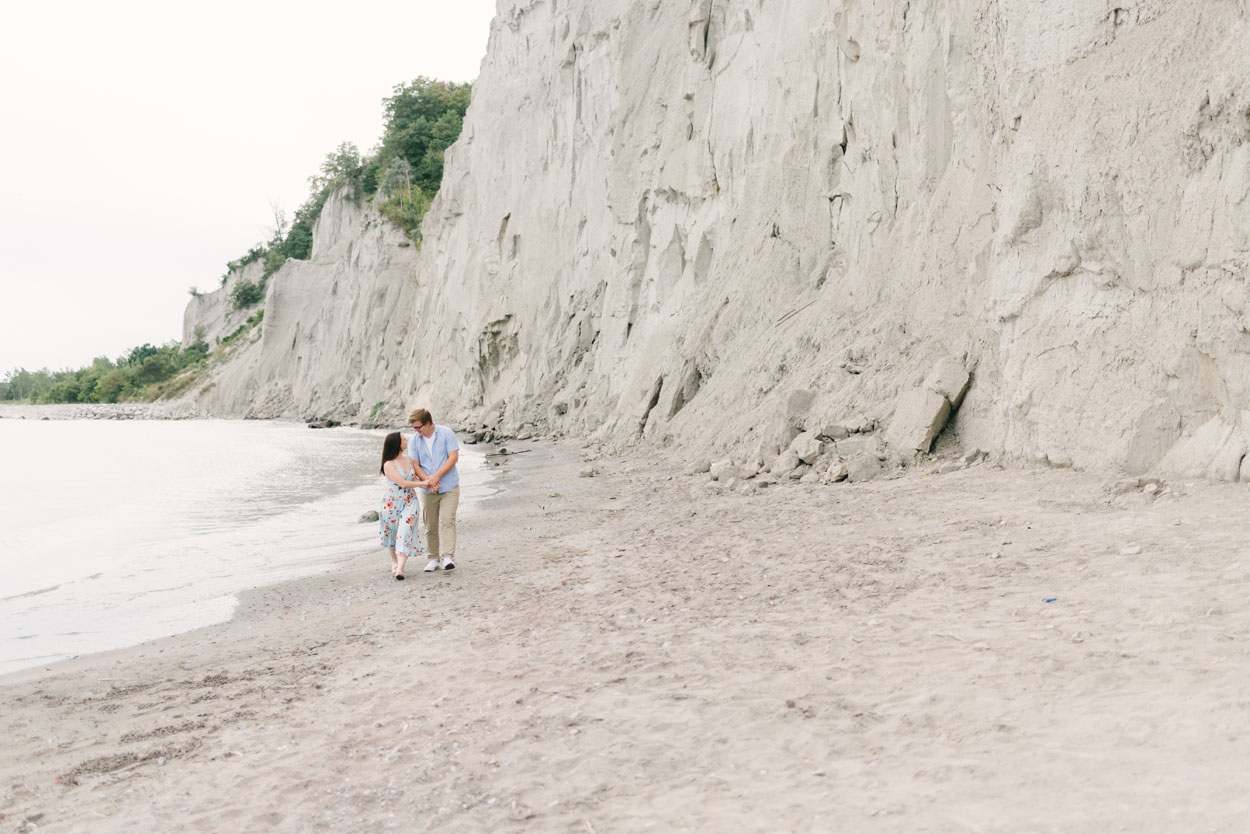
[0,419,488,676]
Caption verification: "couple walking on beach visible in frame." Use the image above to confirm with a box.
[378,408,461,580]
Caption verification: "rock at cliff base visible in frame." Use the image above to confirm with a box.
[710,459,749,482]
[789,431,825,465]
[846,453,883,483]
[835,435,882,458]
[358,511,379,523]
[823,460,850,484]
[923,357,971,409]
[771,449,802,477]
[1158,416,1248,480]
[887,389,952,454]
[816,422,851,441]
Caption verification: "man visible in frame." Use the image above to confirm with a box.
[407,408,461,573]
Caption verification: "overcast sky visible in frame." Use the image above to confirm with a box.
[0,0,496,372]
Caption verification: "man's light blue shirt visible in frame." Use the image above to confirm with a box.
[408,425,460,493]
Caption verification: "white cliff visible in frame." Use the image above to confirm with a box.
[182,0,1250,480]
[185,188,422,417]
[182,259,264,349]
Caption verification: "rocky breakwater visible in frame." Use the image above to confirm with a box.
[184,0,1250,481]
[0,403,199,420]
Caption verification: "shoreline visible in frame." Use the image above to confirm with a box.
[4,443,1250,831]
[0,434,521,689]
[0,416,498,678]
[0,402,203,421]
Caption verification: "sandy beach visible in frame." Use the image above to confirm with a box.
[3,440,1250,832]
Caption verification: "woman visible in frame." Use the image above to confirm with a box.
[379,431,428,579]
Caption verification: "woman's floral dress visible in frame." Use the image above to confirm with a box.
[379,463,423,557]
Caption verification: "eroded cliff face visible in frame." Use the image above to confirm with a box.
[184,0,1250,480]
[186,189,422,418]
[182,259,263,349]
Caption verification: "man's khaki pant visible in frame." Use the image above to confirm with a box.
[419,486,459,560]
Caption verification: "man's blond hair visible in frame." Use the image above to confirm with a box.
[408,408,432,426]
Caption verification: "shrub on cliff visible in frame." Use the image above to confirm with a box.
[220,78,469,275]
[373,77,470,198]
[224,141,366,292]
[368,78,470,240]
[230,279,263,309]
[379,157,433,242]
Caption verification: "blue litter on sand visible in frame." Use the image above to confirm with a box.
[1042,597,1057,603]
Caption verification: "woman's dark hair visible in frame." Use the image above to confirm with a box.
[380,431,403,474]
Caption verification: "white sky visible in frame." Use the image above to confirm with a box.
[0,0,496,372]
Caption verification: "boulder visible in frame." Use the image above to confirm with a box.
[710,459,750,482]
[823,459,849,483]
[886,389,952,454]
[835,434,882,458]
[789,431,825,465]
[816,422,851,441]
[754,416,799,465]
[1157,416,1248,480]
[923,357,971,409]
[845,414,875,433]
[846,453,883,482]
[771,449,802,476]
[753,439,781,472]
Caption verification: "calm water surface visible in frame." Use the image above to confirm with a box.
[0,419,488,676]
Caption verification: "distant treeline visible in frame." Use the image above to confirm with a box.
[1,341,208,404]
[221,77,471,311]
[7,76,471,404]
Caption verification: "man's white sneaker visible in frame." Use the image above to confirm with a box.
[440,556,455,571]
[423,559,439,572]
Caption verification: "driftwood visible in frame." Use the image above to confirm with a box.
[484,448,531,458]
